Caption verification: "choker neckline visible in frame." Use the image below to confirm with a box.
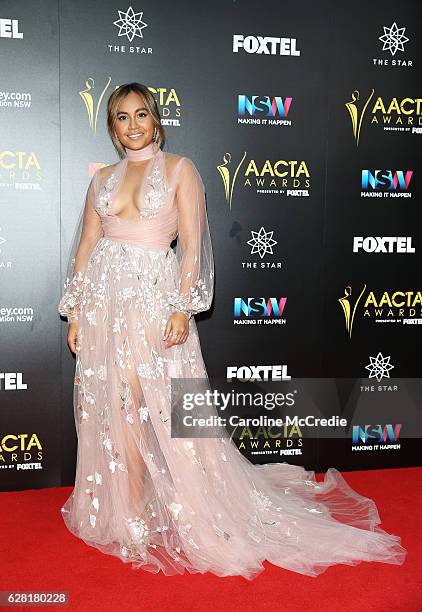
[124,140,159,161]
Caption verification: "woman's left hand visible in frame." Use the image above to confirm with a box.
[163,312,190,348]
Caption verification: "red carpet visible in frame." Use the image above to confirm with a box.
[0,467,420,611]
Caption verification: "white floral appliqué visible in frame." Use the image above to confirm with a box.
[140,162,172,219]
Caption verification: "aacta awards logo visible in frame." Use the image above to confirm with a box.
[346,89,422,145]
[339,285,422,337]
[79,78,181,133]
[217,151,310,209]
[80,77,113,134]
[235,423,303,455]
[0,151,42,191]
[0,433,43,470]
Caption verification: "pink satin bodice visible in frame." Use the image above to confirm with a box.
[101,208,178,250]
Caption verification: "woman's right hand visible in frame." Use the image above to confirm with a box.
[67,320,79,354]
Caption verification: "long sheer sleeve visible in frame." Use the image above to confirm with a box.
[167,157,214,318]
[58,171,103,322]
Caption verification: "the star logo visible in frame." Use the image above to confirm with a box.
[247,227,277,259]
[0,228,5,253]
[365,352,394,382]
[379,22,409,56]
[113,6,147,42]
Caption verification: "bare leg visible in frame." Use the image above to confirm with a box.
[120,364,148,518]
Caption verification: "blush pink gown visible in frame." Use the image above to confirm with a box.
[58,141,406,580]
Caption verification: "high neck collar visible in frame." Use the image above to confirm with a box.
[124,140,159,161]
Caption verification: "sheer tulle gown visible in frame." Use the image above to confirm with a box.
[58,141,406,580]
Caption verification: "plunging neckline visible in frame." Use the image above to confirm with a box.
[111,154,158,222]
[112,160,146,222]
[96,145,170,223]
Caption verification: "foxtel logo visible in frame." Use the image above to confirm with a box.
[233,34,300,56]
[226,365,291,382]
[0,373,27,390]
[0,18,23,39]
[353,236,415,253]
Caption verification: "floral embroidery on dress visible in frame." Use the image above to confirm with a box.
[138,405,149,422]
[96,172,119,216]
[100,430,127,474]
[126,516,150,544]
[168,502,183,520]
[250,487,273,511]
[58,270,86,321]
[136,348,165,380]
[85,471,103,529]
[120,379,135,424]
[166,274,213,318]
[140,162,172,219]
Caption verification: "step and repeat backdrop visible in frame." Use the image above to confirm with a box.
[0,0,421,492]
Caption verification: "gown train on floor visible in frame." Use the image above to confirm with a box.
[58,141,406,579]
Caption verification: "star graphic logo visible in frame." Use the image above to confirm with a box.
[0,228,5,253]
[247,227,277,259]
[379,22,409,56]
[365,352,394,383]
[113,6,147,42]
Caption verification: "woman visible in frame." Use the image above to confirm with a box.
[58,82,406,580]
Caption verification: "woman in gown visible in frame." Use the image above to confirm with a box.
[58,82,406,580]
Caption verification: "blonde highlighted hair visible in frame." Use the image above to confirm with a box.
[106,82,165,158]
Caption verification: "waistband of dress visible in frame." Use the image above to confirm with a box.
[99,236,172,253]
